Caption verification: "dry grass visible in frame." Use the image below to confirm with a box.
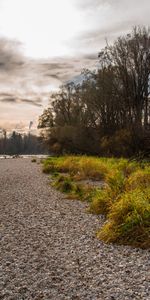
[43,156,150,248]
[43,155,115,179]
[125,167,150,190]
[98,188,150,249]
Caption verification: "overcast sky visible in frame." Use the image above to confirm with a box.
[0,0,149,132]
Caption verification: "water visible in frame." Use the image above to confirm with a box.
[0,154,49,159]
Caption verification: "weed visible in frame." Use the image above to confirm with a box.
[31,158,36,163]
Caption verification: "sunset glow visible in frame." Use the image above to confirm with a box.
[0,0,149,131]
[0,0,83,58]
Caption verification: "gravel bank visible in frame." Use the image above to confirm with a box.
[0,158,149,300]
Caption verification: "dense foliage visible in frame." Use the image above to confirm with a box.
[39,27,150,157]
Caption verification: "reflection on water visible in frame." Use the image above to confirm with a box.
[0,155,49,159]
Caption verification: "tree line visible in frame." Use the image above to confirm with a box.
[39,27,150,157]
[0,130,46,155]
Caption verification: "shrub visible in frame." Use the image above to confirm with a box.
[51,142,62,154]
[100,129,134,157]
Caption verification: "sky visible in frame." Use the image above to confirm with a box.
[0,0,149,133]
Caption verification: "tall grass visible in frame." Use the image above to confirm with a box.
[98,188,150,248]
[43,156,150,248]
[43,155,119,179]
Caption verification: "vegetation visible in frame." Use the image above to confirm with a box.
[0,130,46,155]
[39,27,150,157]
[31,158,37,162]
[43,156,150,249]
[40,27,150,249]
[98,188,150,249]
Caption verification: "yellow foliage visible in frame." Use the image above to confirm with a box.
[125,167,150,190]
[98,188,150,248]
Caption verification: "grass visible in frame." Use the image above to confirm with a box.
[89,188,113,215]
[53,173,94,201]
[42,155,150,249]
[43,155,110,179]
[125,167,150,190]
[98,188,150,248]
[31,158,37,163]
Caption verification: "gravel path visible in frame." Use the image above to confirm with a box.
[0,158,149,300]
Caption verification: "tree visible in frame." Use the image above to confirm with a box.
[39,27,150,156]
[99,26,150,131]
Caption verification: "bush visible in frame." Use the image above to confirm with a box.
[51,142,62,154]
[100,129,134,157]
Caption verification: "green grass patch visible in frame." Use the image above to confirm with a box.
[125,166,150,191]
[42,155,116,179]
[43,155,150,248]
[53,175,75,193]
[89,188,113,216]
[98,188,150,249]
[53,173,94,202]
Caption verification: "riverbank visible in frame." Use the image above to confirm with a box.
[43,156,150,249]
[0,158,149,300]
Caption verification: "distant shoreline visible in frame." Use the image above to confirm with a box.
[0,154,49,159]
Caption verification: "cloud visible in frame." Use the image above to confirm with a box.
[1,0,149,133]
[75,0,149,11]
[0,92,43,107]
[0,38,97,93]
[0,97,16,103]
[20,98,43,107]
[71,0,150,55]
[0,37,97,131]
[74,0,104,10]
[0,38,24,73]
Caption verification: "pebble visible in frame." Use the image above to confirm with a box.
[0,158,149,300]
